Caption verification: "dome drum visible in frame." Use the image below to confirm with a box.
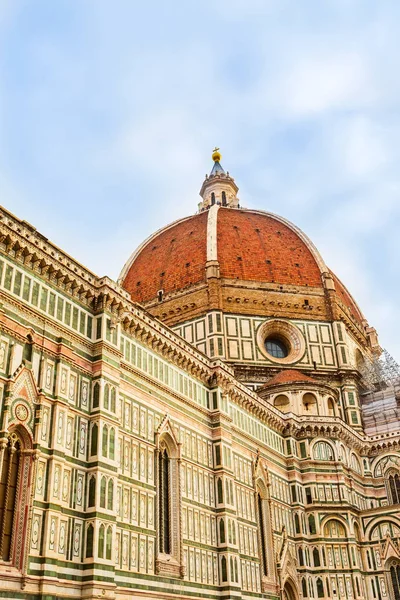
[257,369,340,418]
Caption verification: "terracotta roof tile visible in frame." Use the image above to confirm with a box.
[261,369,317,388]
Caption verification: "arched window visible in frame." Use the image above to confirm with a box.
[102,425,108,458]
[104,384,110,410]
[316,578,324,598]
[387,471,400,505]
[88,476,96,507]
[222,191,227,206]
[256,490,268,576]
[158,447,170,554]
[90,423,98,456]
[309,514,316,535]
[390,564,400,600]
[219,518,225,543]
[106,526,112,560]
[86,523,94,558]
[221,555,227,581]
[324,519,346,538]
[156,426,182,577]
[107,479,114,510]
[100,477,106,508]
[302,578,308,597]
[217,478,223,504]
[313,547,320,567]
[313,441,334,461]
[92,383,100,408]
[110,387,116,413]
[211,192,215,206]
[295,513,300,534]
[109,428,115,461]
[98,524,105,558]
[0,433,21,561]
[298,548,304,566]
[350,453,362,474]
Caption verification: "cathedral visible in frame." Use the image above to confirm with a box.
[0,149,399,600]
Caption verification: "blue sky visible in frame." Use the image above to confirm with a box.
[1,0,399,359]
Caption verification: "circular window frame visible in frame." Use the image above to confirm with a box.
[257,319,306,365]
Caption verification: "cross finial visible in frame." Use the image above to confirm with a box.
[212,147,221,162]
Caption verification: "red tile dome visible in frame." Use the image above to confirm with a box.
[121,207,323,299]
[119,205,365,332]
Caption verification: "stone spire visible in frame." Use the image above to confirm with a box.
[199,148,239,211]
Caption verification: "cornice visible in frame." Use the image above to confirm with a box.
[0,206,398,456]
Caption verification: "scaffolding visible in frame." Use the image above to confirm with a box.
[360,349,400,392]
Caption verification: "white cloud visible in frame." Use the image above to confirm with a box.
[281,52,374,116]
[1,0,399,360]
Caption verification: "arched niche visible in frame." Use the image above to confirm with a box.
[302,392,318,416]
[274,394,290,413]
[327,396,335,416]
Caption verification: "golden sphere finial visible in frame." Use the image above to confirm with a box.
[212,147,221,162]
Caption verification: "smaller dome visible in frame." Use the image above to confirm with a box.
[260,370,317,389]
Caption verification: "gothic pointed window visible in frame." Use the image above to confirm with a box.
[106,526,112,560]
[98,524,105,558]
[156,426,182,577]
[309,514,316,534]
[0,434,21,561]
[257,491,268,576]
[90,423,98,456]
[107,479,114,510]
[217,478,223,504]
[158,446,170,554]
[221,555,227,581]
[313,547,320,567]
[110,388,116,413]
[294,513,300,534]
[298,548,304,566]
[211,192,215,205]
[104,384,110,410]
[109,428,115,460]
[86,523,94,558]
[391,564,400,600]
[316,578,324,598]
[88,475,96,507]
[92,383,100,409]
[386,470,400,505]
[222,191,227,206]
[219,518,225,544]
[100,477,106,508]
[102,425,108,457]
